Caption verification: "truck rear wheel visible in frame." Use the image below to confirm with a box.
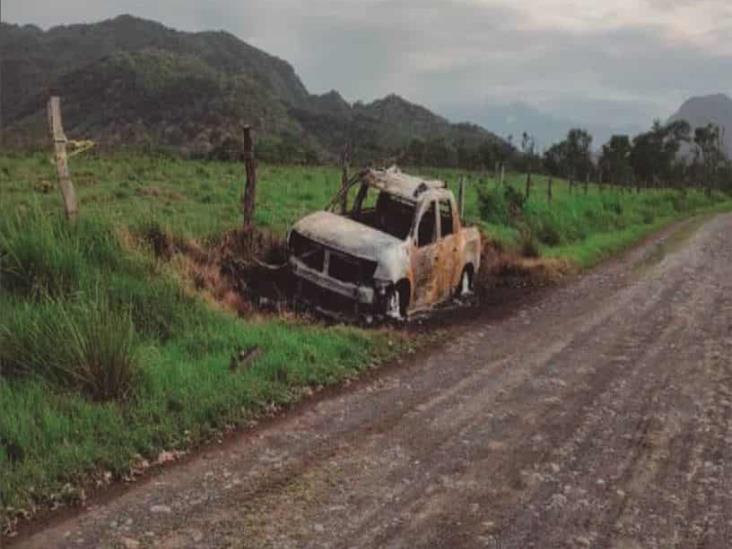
[384,289,400,319]
[456,266,473,297]
[384,282,409,320]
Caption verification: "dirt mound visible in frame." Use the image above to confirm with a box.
[476,236,574,294]
[135,225,290,316]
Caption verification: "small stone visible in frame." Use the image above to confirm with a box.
[314,524,325,533]
[156,450,177,465]
[482,521,495,531]
[150,504,172,514]
[120,538,140,549]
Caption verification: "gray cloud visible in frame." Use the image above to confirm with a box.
[4,0,732,144]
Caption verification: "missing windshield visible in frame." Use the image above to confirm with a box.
[347,183,415,240]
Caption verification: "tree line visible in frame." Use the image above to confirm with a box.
[531,120,732,194]
[386,120,732,195]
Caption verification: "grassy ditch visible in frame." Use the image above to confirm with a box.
[1,152,730,533]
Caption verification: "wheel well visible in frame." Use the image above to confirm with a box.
[395,279,411,315]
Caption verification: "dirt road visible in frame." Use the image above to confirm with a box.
[14,214,732,548]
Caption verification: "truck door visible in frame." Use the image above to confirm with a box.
[411,200,440,308]
[435,197,461,299]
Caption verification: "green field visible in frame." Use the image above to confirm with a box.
[1,151,730,531]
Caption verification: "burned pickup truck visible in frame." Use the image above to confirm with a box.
[287,167,481,320]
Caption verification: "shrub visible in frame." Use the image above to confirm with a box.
[0,294,139,401]
[478,185,528,224]
[503,185,527,218]
[477,186,508,225]
[535,220,562,246]
[518,227,540,258]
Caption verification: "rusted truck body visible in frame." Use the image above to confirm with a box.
[288,167,481,320]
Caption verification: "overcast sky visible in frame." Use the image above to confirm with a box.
[5,0,732,144]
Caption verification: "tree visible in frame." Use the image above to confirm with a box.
[542,128,593,181]
[565,129,593,180]
[693,123,727,193]
[599,135,632,186]
[630,120,690,188]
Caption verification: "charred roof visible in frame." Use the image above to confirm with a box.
[361,167,447,202]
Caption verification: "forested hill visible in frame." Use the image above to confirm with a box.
[0,14,506,164]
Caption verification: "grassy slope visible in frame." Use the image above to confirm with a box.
[1,152,730,528]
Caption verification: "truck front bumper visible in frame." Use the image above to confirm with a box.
[290,258,377,315]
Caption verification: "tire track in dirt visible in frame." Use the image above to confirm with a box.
[360,228,716,546]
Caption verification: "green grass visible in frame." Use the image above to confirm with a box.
[468,175,731,266]
[0,162,401,528]
[0,152,341,239]
[1,151,730,530]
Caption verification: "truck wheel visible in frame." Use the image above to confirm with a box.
[457,267,473,297]
[384,282,409,321]
[384,288,402,320]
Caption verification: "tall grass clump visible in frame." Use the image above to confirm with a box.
[0,294,139,401]
[0,206,123,298]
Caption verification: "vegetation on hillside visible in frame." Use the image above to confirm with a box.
[0,16,505,165]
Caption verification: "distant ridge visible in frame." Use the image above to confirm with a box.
[0,15,505,163]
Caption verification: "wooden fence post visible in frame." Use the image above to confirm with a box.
[499,163,505,186]
[340,142,351,213]
[525,172,532,200]
[47,96,78,220]
[241,125,257,232]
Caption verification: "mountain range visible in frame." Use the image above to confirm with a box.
[1,14,730,164]
[0,15,504,164]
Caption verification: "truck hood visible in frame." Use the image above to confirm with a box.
[291,211,403,260]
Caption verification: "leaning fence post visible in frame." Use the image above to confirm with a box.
[47,96,78,220]
[241,125,257,232]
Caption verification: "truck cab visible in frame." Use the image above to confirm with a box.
[288,167,481,320]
